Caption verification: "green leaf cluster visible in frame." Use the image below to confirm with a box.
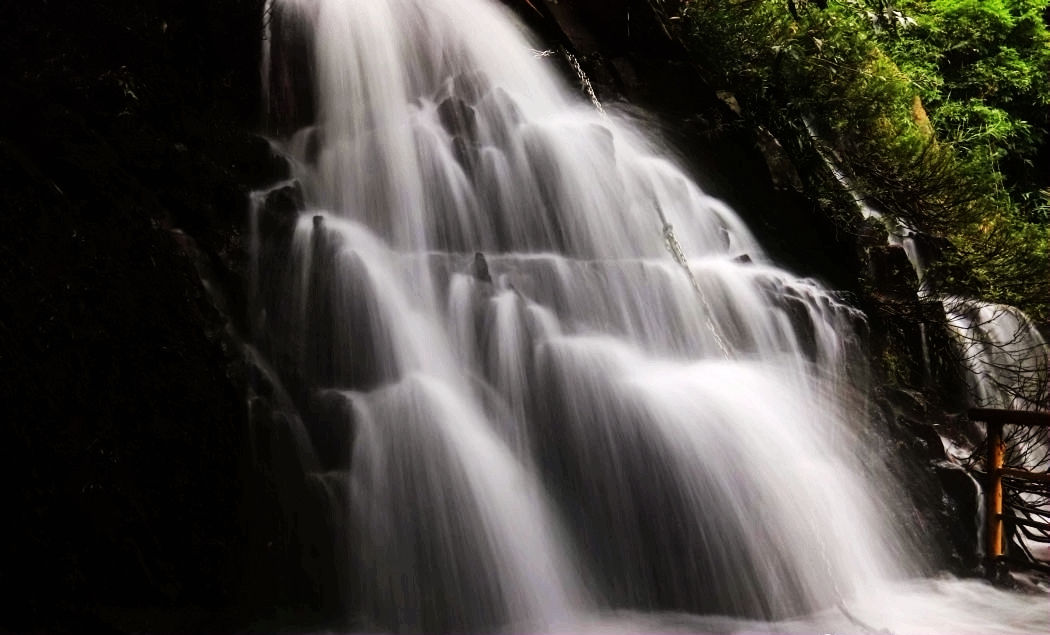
[675,0,1050,322]
[886,1,1050,211]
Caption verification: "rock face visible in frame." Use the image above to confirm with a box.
[0,1,304,631]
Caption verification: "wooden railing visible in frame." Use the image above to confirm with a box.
[970,408,1050,576]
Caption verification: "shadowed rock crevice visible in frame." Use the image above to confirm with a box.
[0,1,317,631]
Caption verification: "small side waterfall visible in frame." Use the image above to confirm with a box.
[943,299,1049,412]
[249,0,1048,632]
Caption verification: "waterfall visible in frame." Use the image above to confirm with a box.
[252,0,1048,632]
[943,299,1049,412]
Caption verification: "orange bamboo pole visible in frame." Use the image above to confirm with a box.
[986,421,1005,566]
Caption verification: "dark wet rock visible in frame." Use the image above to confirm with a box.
[228,135,292,189]
[0,0,316,631]
[935,463,981,571]
[886,388,948,462]
[260,181,305,239]
[438,97,481,173]
[0,102,250,628]
[266,0,319,134]
[438,97,480,143]
[452,136,480,174]
[890,387,929,424]
[473,252,494,284]
[780,293,819,362]
[868,244,920,302]
[306,390,356,471]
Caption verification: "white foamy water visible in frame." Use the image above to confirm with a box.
[253,0,1049,632]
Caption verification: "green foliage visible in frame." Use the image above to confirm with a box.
[675,0,1050,322]
[889,0,1050,218]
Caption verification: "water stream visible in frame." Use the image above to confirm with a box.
[253,0,1048,631]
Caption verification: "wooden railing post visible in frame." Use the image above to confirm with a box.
[970,408,1050,577]
[985,421,1005,567]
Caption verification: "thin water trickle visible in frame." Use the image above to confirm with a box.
[252,0,1049,632]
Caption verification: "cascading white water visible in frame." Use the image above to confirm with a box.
[254,0,1049,632]
[944,299,1049,412]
